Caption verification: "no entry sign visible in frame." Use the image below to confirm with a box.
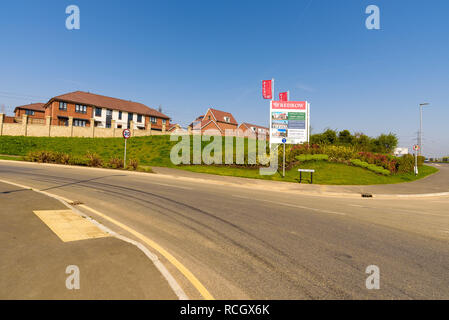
[123,129,131,139]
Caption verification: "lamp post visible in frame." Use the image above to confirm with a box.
[419,103,429,156]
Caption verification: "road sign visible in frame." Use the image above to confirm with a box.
[123,129,131,139]
[282,138,287,144]
[413,144,420,151]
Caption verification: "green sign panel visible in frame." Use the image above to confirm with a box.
[288,112,306,120]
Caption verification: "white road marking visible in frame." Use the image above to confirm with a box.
[232,195,347,216]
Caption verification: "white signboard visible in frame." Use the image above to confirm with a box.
[270,101,310,144]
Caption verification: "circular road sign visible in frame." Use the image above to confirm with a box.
[123,129,131,139]
[413,144,420,151]
[282,138,287,144]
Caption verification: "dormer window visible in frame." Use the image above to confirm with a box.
[224,116,230,123]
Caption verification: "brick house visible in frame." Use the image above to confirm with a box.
[42,91,170,131]
[14,103,46,119]
[189,108,238,135]
[237,123,269,139]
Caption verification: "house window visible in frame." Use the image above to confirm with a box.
[25,110,35,116]
[118,111,122,120]
[162,119,166,124]
[224,116,230,123]
[75,105,87,114]
[150,117,157,124]
[59,102,67,110]
[95,107,102,117]
[58,117,68,126]
[74,119,87,127]
[137,114,142,122]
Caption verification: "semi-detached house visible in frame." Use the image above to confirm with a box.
[42,91,170,131]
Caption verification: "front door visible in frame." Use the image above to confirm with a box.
[106,109,112,128]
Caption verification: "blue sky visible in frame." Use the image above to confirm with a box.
[0,0,448,157]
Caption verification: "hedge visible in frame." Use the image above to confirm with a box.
[295,154,329,162]
[350,159,391,176]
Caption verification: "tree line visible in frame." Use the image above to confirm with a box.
[310,129,398,154]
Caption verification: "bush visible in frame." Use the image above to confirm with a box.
[68,155,89,166]
[356,151,398,173]
[350,159,390,176]
[417,156,425,167]
[86,151,103,167]
[295,154,329,162]
[397,154,414,174]
[321,145,357,161]
[108,157,124,169]
[128,158,139,170]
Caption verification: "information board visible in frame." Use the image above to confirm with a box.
[270,101,310,144]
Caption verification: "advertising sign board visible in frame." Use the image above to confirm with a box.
[270,101,310,144]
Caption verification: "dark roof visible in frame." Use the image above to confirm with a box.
[14,103,45,113]
[44,91,170,119]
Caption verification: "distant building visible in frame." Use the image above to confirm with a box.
[237,123,269,140]
[394,147,409,157]
[42,91,170,130]
[14,103,46,119]
[189,108,238,135]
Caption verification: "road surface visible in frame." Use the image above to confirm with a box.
[1,161,449,299]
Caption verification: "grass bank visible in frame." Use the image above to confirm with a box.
[0,136,438,185]
[177,161,438,185]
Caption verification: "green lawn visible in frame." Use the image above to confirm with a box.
[0,136,438,185]
[177,161,438,185]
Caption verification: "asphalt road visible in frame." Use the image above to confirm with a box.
[1,161,449,299]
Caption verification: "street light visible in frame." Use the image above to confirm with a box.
[419,103,429,156]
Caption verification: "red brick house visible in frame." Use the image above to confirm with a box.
[189,108,238,135]
[237,123,269,139]
[14,103,46,119]
[42,91,170,130]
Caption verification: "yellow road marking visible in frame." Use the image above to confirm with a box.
[33,210,109,242]
[78,204,215,300]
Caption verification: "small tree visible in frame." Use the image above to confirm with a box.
[338,130,353,145]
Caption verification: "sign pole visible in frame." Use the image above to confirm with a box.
[414,150,418,176]
[124,139,127,169]
[122,128,131,169]
[283,142,286,177]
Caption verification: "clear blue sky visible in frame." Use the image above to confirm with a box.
[1,0,448,157]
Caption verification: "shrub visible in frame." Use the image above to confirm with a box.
[68,155,89,166]
[397,154,414,173]
[295,154,329,162]
[108,157,124,169]
[356,151,398,173]
[350,159,390,175]
[86,151,103,167]
[417,156,425,167]
[321,145,357,161]
[128,158,139,170]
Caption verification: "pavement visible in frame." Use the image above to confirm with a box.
[0,181,178,299]
[1,160,449,299]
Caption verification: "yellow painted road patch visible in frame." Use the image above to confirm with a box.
[33,210,109,242]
